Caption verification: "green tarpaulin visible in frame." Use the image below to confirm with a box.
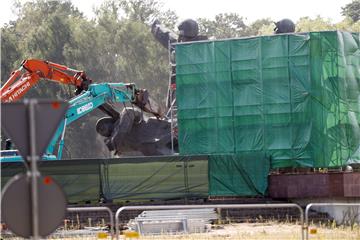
[176,31,360,169]
[176,31,360,196]
[1,156,209,203]
[209,152,270,196]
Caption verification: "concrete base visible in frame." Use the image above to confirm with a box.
[269,172,360,198]
[269,171,360,223]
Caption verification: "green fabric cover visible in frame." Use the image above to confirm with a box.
[1,156,208,202]
[100,156,208,200]
[1,161,101,203]
[209,152,270,196]
[176,31,360,168]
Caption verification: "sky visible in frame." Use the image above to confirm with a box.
[0,0,353,26]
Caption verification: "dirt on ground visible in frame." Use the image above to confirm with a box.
[132,222,360,240]
[2,222,360,239]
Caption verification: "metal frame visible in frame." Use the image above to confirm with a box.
[305,202,360,240]
[28,99,40,239]
[115,203,304,240]
[168,41,177,154]
[136,218,188,235]
[134,208,216,235]
[67,206,114,238]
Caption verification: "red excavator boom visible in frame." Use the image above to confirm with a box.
[0,59,91,102]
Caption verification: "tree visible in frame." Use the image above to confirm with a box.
[4,0,84,99]
[247,18,274,36]
[97,0,178,27]
[335,18,360,32]
[342,0,360,22]
[296,16,335,32]
[1,23,21,83]
[1,23,22,148]
[114,20,169,104]
[198,13,248,39]
[91,0,173,103]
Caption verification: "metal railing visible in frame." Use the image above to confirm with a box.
[61,202,360,240]
[67,206,114,238]
[305,202,360,240]
[115,203,304,240]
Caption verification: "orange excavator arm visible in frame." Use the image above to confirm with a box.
[0,59,92,102]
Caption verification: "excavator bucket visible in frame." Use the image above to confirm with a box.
[134,89,163,119]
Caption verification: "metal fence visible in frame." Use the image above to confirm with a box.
[114,203,304,240]
[305,203,360,240]
[67,206,114,238]
[4,202,360,239]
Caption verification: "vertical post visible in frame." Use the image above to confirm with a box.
[28,99,40,239]
[168,40,175,154]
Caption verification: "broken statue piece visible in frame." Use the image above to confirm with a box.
[96,107,177,156]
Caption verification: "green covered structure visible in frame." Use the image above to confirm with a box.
[176,31,360,196]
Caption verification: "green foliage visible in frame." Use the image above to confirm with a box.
[15,0,82,61]
[296,16,335,32]
[114,20,168,102]
[247,18,273,36]
[96,0,178,28]
[2,0,84,99]
[296,16,360,32]
[198,13,248,39]
[1,24,21,83]
[119,0,177,25]
[336,18,360,32]
[342,0,360,22]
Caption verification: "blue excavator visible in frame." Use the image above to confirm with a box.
[0,60,166,162]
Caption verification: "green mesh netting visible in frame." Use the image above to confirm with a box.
[176,31,360,169]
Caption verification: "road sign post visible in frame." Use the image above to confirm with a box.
[1,99,69,239]
[29,99,40,238]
